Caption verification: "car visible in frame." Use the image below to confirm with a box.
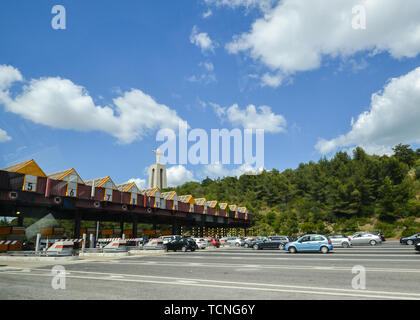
[244,236,268,248]
[252,236,290,250]
[204,237,220,248]
[160,235,182,244]
[400,233,420,245]
[368,231,386,242]
[284,234,333,254]
[349,232,382,246]
[329,235,352,248]
[192,238,208,249]
[164,238,197,252]
[220,237,244,247]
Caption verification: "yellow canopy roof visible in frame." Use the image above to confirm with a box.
[2,159,47,177]
[117,181,140,193]
[219,203,228,210]
[194,198,206,205]
[161,191,177,200]
[85,176,117,189]
[179,195,196,204]
[48,168,84,184]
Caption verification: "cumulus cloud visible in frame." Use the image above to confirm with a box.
[226,0,420,86]
[203,162,263,179]
[0,65,185,144]
[0,65,23,90]
[211,103,286,133]
[128,178,147,190]
[315,66,420,155]
[190,25,216,53]
[167,165,196,187]
[0,128,11,143]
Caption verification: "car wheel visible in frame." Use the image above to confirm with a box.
[407,240,414,245]
[342,242,349,248]
[253,244,259,250]
[288,246,297,253]
[369,240,377,246]
[191,248,195,252]
[244,244,249,248]
[235,243,240,247]
[182,246,187,252]
[320,246,329,254]
[278,244,285,250]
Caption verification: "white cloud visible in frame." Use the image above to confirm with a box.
[0,65,185,144]
[209,102,287,133]
[0,128,11,143]
[190,25,216,53]
[0,65,23,90]
[128,178,147,190]
[202,9,213,18]
[315,66,420,155]
[226,0,420,86]
[187,73,216,84]
[200,61,214,71]
[209,102,226,118]
[187,62,217,84]
[226,104,286,133]
[203,162,263,179]
[261,73,283,87]
[167,165,196,187]
[205,0,276,13]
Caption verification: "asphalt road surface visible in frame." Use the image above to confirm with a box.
[0,241,419,300]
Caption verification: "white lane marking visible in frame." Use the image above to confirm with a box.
[93,260,420,273]
[136,255,420,262]
[2,269,419,300]
[176,280,199,284]
[193,252,415,257]
[180,254,420,261]
[10,267,420,297]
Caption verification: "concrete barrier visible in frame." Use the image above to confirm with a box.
[0,255,78,262]
[128,249,165,256]
[78,251,129,257]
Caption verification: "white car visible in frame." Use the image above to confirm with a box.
[329,235,352,248]
[159,235,181,244]
[193,238,207,249]
[349,232,382,246]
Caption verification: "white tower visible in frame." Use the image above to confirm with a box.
[149,149,167,189]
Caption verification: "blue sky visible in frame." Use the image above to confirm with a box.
[1,0,420,187]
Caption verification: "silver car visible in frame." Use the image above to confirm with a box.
[221,237,243,247]
[349,232,382,246]
[329,235,352,248]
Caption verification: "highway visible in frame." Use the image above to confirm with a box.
[0,241,419,300]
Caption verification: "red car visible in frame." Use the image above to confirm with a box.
[204,237,220,248]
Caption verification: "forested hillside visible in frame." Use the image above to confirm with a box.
[169,145,420,238]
